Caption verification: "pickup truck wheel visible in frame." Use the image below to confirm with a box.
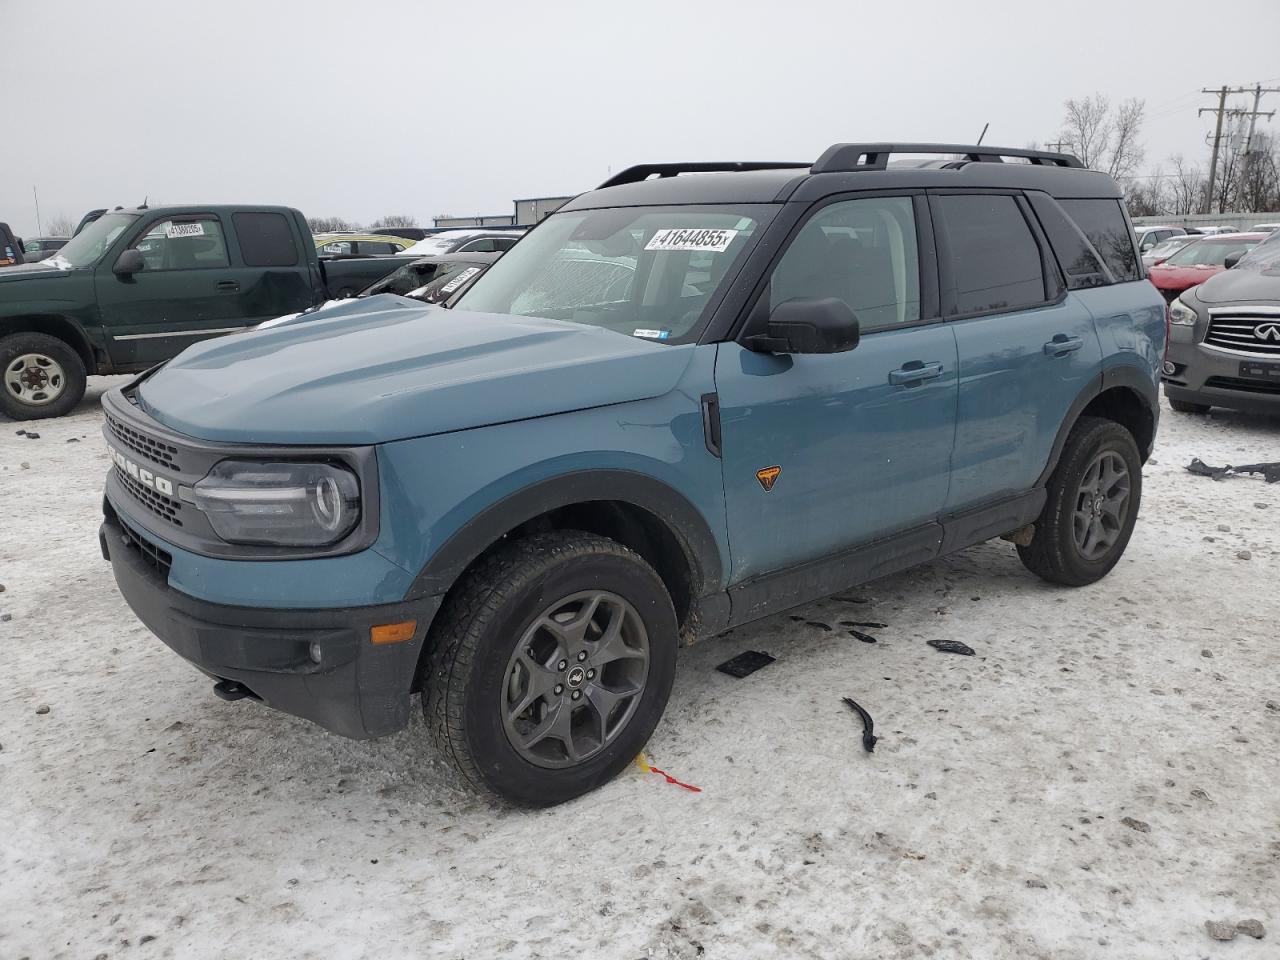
[1017,416,1142,587]
[423,531,678,807]
[0,332,87,421]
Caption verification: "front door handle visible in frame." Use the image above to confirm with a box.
[888,360,945,386]
[216,280,240,292]
[1043,335,1084,357]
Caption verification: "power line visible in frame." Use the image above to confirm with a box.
[1198,84,1280,212]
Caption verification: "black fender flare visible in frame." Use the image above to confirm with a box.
[404,469,725,604]
[0,313,99,372]
[1036,365,1159,487]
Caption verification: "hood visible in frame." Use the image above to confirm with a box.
[1191,264,1280,305]
[0,260,66,283]
[136,299,697,444]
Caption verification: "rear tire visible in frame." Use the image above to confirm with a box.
[1168,397,1211,414]
[0,332,88,421]
[1018,417,1142,587]
[423,531,678,807]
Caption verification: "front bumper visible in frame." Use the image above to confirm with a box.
[101,501,439,739]
[1163,335,1280,414]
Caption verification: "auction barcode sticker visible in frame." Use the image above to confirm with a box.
[439,267,482,294]
[166,222,206,239]
[644,227,738,253]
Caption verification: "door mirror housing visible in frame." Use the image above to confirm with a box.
[747,297,861,354]
[1223,251,1244,270]
[113,249,145,276]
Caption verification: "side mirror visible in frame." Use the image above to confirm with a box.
[1223,252,1244,270]
[113,249,145,276]
[748,297,860,354]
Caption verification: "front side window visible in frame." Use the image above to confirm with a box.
[458,238,497,253]
[769,196,920,330]
[133,218,229,270]
[936,194,1045,315]
[455,205,772,344]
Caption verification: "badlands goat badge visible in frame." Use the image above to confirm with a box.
[755,465,781,492]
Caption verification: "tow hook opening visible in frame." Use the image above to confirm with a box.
[213,679,258,702]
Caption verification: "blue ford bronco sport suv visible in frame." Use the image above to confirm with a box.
[101,143,1164,806]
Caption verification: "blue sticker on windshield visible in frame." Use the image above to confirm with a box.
[633,329,670,340]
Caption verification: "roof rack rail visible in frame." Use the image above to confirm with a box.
[811,142,1083,173]
[598,161,810,189]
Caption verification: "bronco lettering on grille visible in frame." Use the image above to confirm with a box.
[108,444,176,497]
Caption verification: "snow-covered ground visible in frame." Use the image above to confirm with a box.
[2,380,1278,960]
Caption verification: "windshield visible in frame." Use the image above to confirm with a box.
[44,213,137,269]
[1164,237,1259,267]
[1236,229,1280,271]
[454,205,771,344]
[363,259,452,296]
[1147,237,1193,258]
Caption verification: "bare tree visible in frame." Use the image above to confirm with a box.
[46,214,75,237]
[1059,94,1146,181]
[370,214,418,229]
[307,216,354,233]
[1124,172,1167,218]
[1166,155,1207,216]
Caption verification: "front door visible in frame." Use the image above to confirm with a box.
[714,194,958,585]
[96,214,251,369]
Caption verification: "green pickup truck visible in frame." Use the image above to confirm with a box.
[0,204,409,420]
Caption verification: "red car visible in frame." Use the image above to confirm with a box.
[1147,232,1265,302]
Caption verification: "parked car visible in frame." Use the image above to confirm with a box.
[1249,222,1280,233]
[255,253,500,330]
[370,227,431,241]
[0,204,411,419]
[99,143,1163,806]
[21,237,70,262]
[400,227,525,256]
[1146,233,1265,302]
[1163,228,1280,414]
[314,232,413,257]
[0,222,23,267]
[1141,234,1198,268]
[1133,224,1187,256]
[1186,225,1235,236]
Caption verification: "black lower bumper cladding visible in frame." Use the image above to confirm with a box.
[101,502,440,739]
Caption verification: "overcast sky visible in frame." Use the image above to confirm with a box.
[3,0,1279,236]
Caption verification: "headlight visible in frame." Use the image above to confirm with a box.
[193,460,360,546]
[1169,298,1198,326]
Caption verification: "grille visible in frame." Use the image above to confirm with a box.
[117,514,173,580]
[116,468,184,527]
[1205,376,1280,396]
[1204,312,1280,356]
[106,413,182,471]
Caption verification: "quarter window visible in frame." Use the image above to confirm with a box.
[133,218,229,270]
[233,212,299,267]
[1058,198,1139,281]
[936,194,1045,315]
[770,196,921,330]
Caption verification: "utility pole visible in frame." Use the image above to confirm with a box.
[1200,87,1229,214]
[1239,83,1278,206]
[1199,84,1280,213]
[1046,140,1069,153]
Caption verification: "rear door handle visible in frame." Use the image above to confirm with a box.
[1043,335,1084,356]
[216,280,240,292]
[888,360,945,386]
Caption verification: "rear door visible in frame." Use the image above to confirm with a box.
[224,211,317,323]
[933,192,1102,511]
[715,193,959,583]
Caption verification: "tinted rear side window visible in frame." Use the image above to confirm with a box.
[1026,194,1109,289]
[1057,199,1138,281]
[233,212,299,267]
[936,194,1045,315]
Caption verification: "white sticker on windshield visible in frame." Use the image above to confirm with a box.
[633,328,670,340]
[165,222,206,239]
[644,227,738,253]
[439,266,482,295]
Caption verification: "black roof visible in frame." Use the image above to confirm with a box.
[563,143,1120,212]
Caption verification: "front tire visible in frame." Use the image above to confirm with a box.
[0,332,88,421]
[423,531,678,806]
[1018,417,1142,587]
